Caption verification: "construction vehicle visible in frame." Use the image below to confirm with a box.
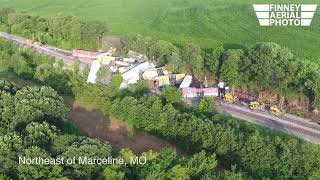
[224,92,237,103]
[250,101,262,110]
[270,97,285,116]
[249,93,264,110]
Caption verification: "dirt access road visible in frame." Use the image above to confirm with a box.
[217,102,320,144]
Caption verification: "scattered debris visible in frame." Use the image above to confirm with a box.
[179,75,192,89]
[154,74,185,87]
[142,67,169,80]
[87,60,101,84]
[120,61,156,88]
[127,50,147,62]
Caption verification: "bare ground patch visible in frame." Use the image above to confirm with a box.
[68,100,183,154]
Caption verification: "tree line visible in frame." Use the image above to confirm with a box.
[0,8,106,50]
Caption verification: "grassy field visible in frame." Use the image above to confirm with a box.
[0,0,319,60]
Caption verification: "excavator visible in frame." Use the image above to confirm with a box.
[270,97,285,116]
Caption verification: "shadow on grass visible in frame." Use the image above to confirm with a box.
[223,43,247,50]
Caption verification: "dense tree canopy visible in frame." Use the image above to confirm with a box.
[0,8,107,50]
[220,49,243,88]
[162,86,182,104]
[181,43,204,76]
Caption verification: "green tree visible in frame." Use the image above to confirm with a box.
[166,52,187,73]
[0,133,23,178]
[24,121,58,150]
[10,53,33,79]
[103,165,125,180]
[0,91,15,133]
[182,43,204,76]
[167,165,190,180]
[127,80,149,96]
[13,86,68,127]
[61,138,112,179]
[96,67,107,82]
[104,74,123,99]
[162,86,182,104]
[220,49,243,88]
[198,97,215,113]
[17,147,63,179]
[121,33,154,55]
[71,60,80,74]
[207,46,224,76]
[34,64,53,82]
[243,42,295,92]
[187,151,217,178]
[149,40,178,66]
[0,80,18,95]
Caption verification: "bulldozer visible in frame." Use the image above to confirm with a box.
[224,92,236,103]
[270,97,285,116]
[249,93,264,110]
[250,101,262,110]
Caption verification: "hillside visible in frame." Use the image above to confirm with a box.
[0,0,319,60]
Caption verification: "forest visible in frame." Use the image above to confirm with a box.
[0,80,228,179]
[1,8,320,179]
[0,8,106,50]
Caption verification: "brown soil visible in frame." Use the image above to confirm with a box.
[101,36,122,53]
[68,101,183,155]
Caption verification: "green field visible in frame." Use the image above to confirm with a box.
[0,0,319,60]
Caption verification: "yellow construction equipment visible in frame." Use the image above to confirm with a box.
[270,97,285,116]
[224,92,236,103]
[249,93,263,110]
[250,101,262,110]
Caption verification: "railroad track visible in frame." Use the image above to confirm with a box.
[0,32,90,68]
[218,102,320,144]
